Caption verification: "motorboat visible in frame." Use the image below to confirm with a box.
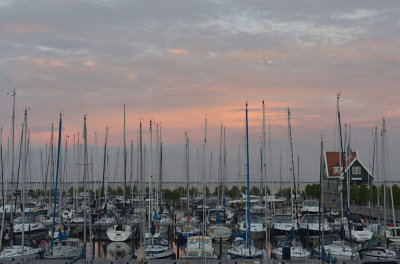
[322,235,357,261]
[227,237,262,259]
[344,221,373,243]
[300,200,319,215]
[385,225,400,246]
[359,238,397,261]
[299,214,331,236]
[13,212,46,240]
[272,214,298,237]
[238,213,266,240]
[271,238,310,260]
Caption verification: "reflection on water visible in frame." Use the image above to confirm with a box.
[85,239,135,260]
[107,242,131,259]
[85,237,233,260]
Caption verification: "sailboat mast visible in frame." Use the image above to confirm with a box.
[223,127,226,206]
[137,120,145,262]
[123,105,127,205]
[101,127,108,200]
[288,108,298,226]
[218,125,222,205]
[320,135,325,254]
[21,110,28,260]
[51,113,62,249]
[83,115,88,246]
[202,117,207,263]
[9,89,15,223]
[149,120,153,243]
[159,139,163,209]
[245,102,252,250]
[262,100,268,258]
[383,118,398,237]
[337,93,353,244]
[130,140,134,209]
[185,132,190,214]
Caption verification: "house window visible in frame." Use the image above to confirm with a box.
[352,166,361,175]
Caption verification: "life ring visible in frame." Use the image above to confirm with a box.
[39,240,47,249]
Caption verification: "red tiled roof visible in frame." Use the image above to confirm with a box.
[325,151,357,177]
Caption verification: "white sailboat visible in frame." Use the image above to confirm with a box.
[228,103,263,259]
[106,223,133,242]
[176,133,200,240]
[44,114,81,260]
[207,127,232,241]
[271,108,310,261]
[0,110,42,262]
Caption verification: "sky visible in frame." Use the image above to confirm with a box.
[0,0,399,188]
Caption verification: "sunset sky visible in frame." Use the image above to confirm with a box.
[0,0,399,186]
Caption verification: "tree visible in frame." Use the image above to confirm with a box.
[251,186,260,196]
[357,184,369,206]
[226,185,239,198]
[305,184,320,199]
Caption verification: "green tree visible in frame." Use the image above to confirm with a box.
[251,186,260,196]
[304,184,320,199]
[189,187,198,198]
[392,184,400,208]
[276,187,291,199]
[116,186,123,196]
[357,184,369,206]
[226,185,239,198]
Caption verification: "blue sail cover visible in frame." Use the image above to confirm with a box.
[154,211,160,221]
[286,227,295,240]
[58,230,69,242]
[216,213,221,223]
[321,247,336,263]
[232,232,246,239]
[72,247,86,263]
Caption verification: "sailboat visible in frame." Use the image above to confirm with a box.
[207,126,232,241]
[106,223,133,242]
[0,110,42,262]
[176,133,200,240]
[44,114,81,259]
[358,118,398,261]
[182,118,218,260]
[228,103,262,259]
[106,108,133,243]
[271,108,310,261]
[319,135,356,262]
[140,121,174,259]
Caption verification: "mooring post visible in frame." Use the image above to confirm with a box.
[219,237,222,259]
[177,240,180,259]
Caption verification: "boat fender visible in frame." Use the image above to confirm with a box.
[40,240,47,249]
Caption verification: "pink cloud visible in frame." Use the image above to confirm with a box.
[169,49,188,55]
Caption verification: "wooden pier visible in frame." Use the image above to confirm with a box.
[3,258,326,264]
[350,205,400,223]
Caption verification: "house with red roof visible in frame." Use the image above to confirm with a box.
[323,151,373,209]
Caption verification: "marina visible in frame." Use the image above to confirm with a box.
[0,99,399,264]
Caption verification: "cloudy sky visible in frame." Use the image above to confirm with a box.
[0,0,399,186]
